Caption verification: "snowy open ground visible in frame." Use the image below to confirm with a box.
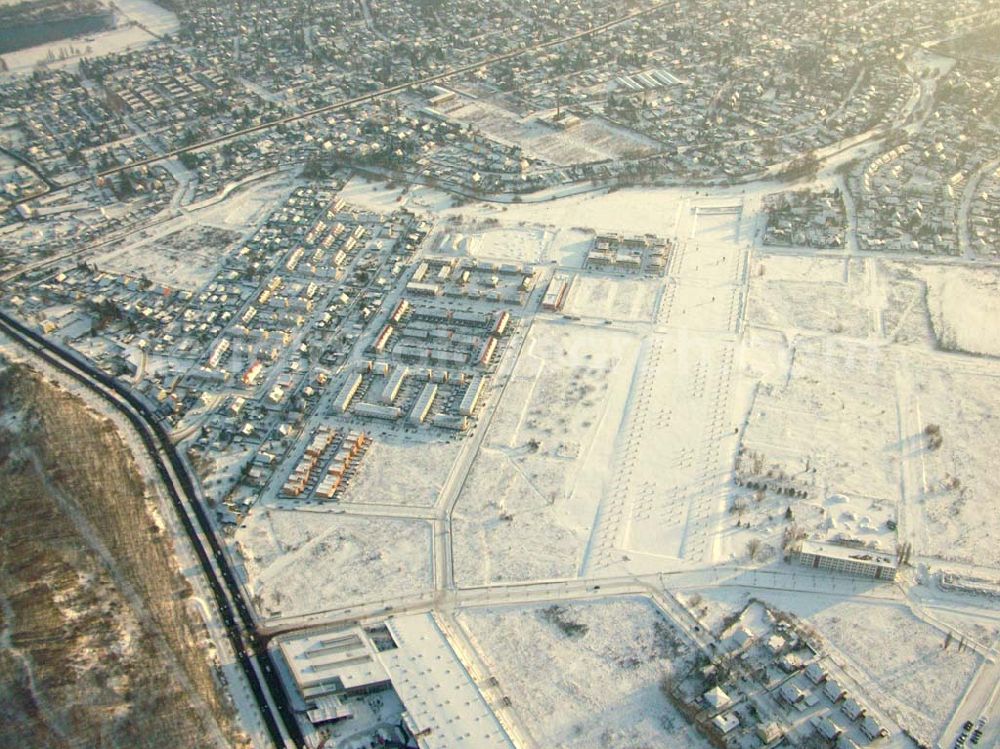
[562,275,660,322]
[901,354,1000,565]
[235,509,432,617]
[458,598,710,749]
[916,265,1000,356]
[338,438,462,509]
[446,97,661,166]
[95,223,241,291]
[453,320,642,583]
[189,172,301,232]
[748,255,873,337]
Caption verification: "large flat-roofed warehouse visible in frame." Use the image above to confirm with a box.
[790,540,898,581]
[275,613,514,748]
[277,624,391,725]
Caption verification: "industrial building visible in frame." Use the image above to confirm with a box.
[275,614,515,749]
[409,383,437,425]
[355,402,403,420]
[381,366,409,403]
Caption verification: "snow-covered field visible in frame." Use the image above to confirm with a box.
[0,0,177,77]
[236,509,432,617]
[902,355,1000,566]
[446,97,660,166]
[916,265,1000,356]
[338,437,462,509]
[882,262,934,345]
[342,174,693,239]
[190,172,301,231]
[452,320,641,583]
[458,598,710,749]
[436,223,594,268]
[562,275,660,322]
[95,222,240,291]
[748,255,872,337]
[459,225,552,264]
[742,336,899,506]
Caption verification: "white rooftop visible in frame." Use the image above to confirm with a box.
[382,614,514,749]
[278,625,390,697]
[278,614,514,749]
[799,540,897,570]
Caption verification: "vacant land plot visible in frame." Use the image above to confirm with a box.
[469,225,552,264]
[338,437,462,509]
[562,275,660,322]
[453,321,640,584]
[236,509,432,617]
[447,98,660,165]
[904,356,1000,566]
[739,337,899,541]
[882,263,934,345]
[96,223,240,291]
[916,264,1000,356]
[748,255,871,336]
[458,598,709,749]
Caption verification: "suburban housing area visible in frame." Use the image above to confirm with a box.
[0,0,999,749]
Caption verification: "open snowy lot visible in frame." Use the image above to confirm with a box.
[748,255,873,337]
[446,97,660,166]
[437,223,594,267]
[348,176,694,238]
[591,331,739,569]
[458,598,709,749]
[901,354,1000,566]
[235,509,432,617]
[881,262,934,345]
[452,320,641,584]
[562,275,660,322]
[914,264,1000,356]
[452,224,552,264]
[0,0,177,77]
[95,222,240,291]
[338,437,463,509]
[190,171,301,232]
[737,336,900,546]
[547,227,595,267]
